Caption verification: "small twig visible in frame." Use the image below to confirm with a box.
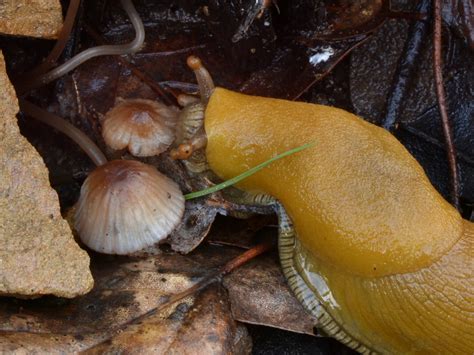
[231,0,275,43]
[218,241,273,275]
[433,0,460,209]
[292,36,370,101]
[382,0,431,131]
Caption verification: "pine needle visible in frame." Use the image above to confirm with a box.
[184,141,315,200]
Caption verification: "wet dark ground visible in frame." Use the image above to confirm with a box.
[248,325,356,354]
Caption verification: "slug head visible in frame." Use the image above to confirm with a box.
[170,56,212,162]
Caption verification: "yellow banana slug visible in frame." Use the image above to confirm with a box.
[203,88,474,353]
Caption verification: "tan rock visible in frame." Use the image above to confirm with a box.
[0,0,62,39]
[0,51,93,298]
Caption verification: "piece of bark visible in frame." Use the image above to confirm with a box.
[0,51,93,298]
[0,0,62,39]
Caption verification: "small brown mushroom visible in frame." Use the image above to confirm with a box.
[102,98,179,157]
[75,159,184,254]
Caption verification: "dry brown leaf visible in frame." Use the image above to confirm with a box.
[85,284,252,354]
[0,245,245,352]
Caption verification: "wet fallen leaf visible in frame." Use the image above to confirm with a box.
[442,0,474,49]
[0,246,237,352]
[85,284,252,354]
[350,14,474,204]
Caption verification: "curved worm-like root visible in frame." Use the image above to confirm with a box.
[17,0,145,93]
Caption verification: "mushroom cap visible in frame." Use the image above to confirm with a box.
[75,160,185,254]
[102,99,178,157]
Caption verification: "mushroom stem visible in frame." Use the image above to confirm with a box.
[17,0,145,93]
[19,100,108,167]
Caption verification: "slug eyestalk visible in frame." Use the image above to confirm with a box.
[170,56,213,164]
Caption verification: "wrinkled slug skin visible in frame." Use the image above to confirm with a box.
[204,88,473,353]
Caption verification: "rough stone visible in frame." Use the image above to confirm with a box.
[0,51,93,298]
[0,0,62,39]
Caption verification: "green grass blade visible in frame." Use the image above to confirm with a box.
[184,141,315,200]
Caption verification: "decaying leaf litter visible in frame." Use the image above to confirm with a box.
[0,0,473,353]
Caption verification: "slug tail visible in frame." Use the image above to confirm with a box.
[281,217,474,354]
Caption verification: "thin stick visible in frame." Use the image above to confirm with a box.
[433,0,460,209]
[218,241,273,275]
[382,0,430,131]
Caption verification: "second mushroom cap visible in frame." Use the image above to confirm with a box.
[102,98,178,157]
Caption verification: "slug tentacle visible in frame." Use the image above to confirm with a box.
[186,56,215,103]
[171,56,213,166]
[171,101,209,174]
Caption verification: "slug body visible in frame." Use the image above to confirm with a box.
[203,88,473,353]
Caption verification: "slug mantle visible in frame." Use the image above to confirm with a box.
[204,88,463,278]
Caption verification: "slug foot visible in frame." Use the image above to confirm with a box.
[276,203,375,354]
